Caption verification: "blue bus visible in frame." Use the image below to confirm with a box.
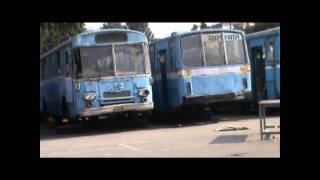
[40,29,153,124]
[149,29,251,113]
[246,27,280,103]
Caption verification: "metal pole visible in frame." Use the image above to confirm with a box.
[112,44,117,77]
[200,33,207,67]
[222,31,228,65]
[259,104,263,140]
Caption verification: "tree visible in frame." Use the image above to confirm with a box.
[144,26,154,42]
[245,22,280,34]
[40,23,85,55]
[191,24,198,30]
[151,38,161,42]
[100,22,125,29]
[126,22,154,42]
[199,22,209,29]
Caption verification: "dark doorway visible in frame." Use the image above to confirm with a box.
[158,50,169,109]
[251,46,266,101]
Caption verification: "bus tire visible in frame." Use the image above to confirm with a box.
[42,101,49,122]
[57,99,68,126]
[40,111,45,123]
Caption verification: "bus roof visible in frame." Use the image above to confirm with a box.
[246,27,280,40]
[174,28,245,37]
[150,29,246,45]
[78,29,145,37]
[40,29,147,60]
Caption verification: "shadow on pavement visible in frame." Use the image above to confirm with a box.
[40,109,273,141]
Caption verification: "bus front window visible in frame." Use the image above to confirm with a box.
[76,44,147,79]
[224,33,246,64]
[181,33,204,68]
[114,44,146,76]
[202,33,226,66]
[181,32,247,69]
[78,46,114,78]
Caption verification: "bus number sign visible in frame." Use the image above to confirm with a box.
[208,34,240,41]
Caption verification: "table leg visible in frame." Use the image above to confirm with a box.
[259,105,263,140]
[263,106,266,129]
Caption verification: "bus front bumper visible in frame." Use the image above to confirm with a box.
[183,91,250,105]
[79,102,154,117]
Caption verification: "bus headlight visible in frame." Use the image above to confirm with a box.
[75,82,81,91]
[138,89,149,97]
[84,92,96,101]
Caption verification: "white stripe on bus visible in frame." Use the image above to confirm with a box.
[265,64,280,69]
[153,65,248,80]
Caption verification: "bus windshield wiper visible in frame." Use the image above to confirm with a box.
[98,68,102,81]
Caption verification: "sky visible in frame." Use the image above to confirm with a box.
[85,23,217,39]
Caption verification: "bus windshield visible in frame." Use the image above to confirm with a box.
[78,45,114,78]
[114,44,145,76]
[223,32,246,65]
[76,44,147,78]
[181,32,247,69]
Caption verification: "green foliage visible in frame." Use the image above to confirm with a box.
[245,22,280,34]
[151,38,161,43]
[191,24,198,30]
[199,22,208,29]
[126,22,154,42]
[100,22,125,29]
[40,23,85,55]
[99,22,155,42]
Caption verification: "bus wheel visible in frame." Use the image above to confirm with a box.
[57,100,69,126]
[42,102,49,122]
[40,112,45,123]
[42,102,55,126]
[136,112,150,127]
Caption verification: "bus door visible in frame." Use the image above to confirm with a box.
[251,46,266,101]
[64,47,74,106]
[274,35,280,98]
[265,37,277,99]
[158,50,169,109]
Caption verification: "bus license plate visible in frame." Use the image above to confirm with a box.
[113,106,123,112]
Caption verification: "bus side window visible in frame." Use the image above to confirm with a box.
[165,49,170,72]
[256,47,266,61]
[40,61,42,80]
[56,52,61,74]
[73,48,82,77]
[144,44,151,74]
[52,53,58,77]
[169,39,173,72]
[44,57,48,79]
[46,56,52,79]
[64,48,71,77]
[59,49,64,74]
[169,38,176,72]
[149,46,155,73]
[42,60,45,80]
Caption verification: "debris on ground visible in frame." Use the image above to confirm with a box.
[272,136,280,142]
[215,127,249,132]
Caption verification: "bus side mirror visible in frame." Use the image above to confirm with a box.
[149,77,154,85]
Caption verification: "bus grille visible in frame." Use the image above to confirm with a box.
[103,90,131,98]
